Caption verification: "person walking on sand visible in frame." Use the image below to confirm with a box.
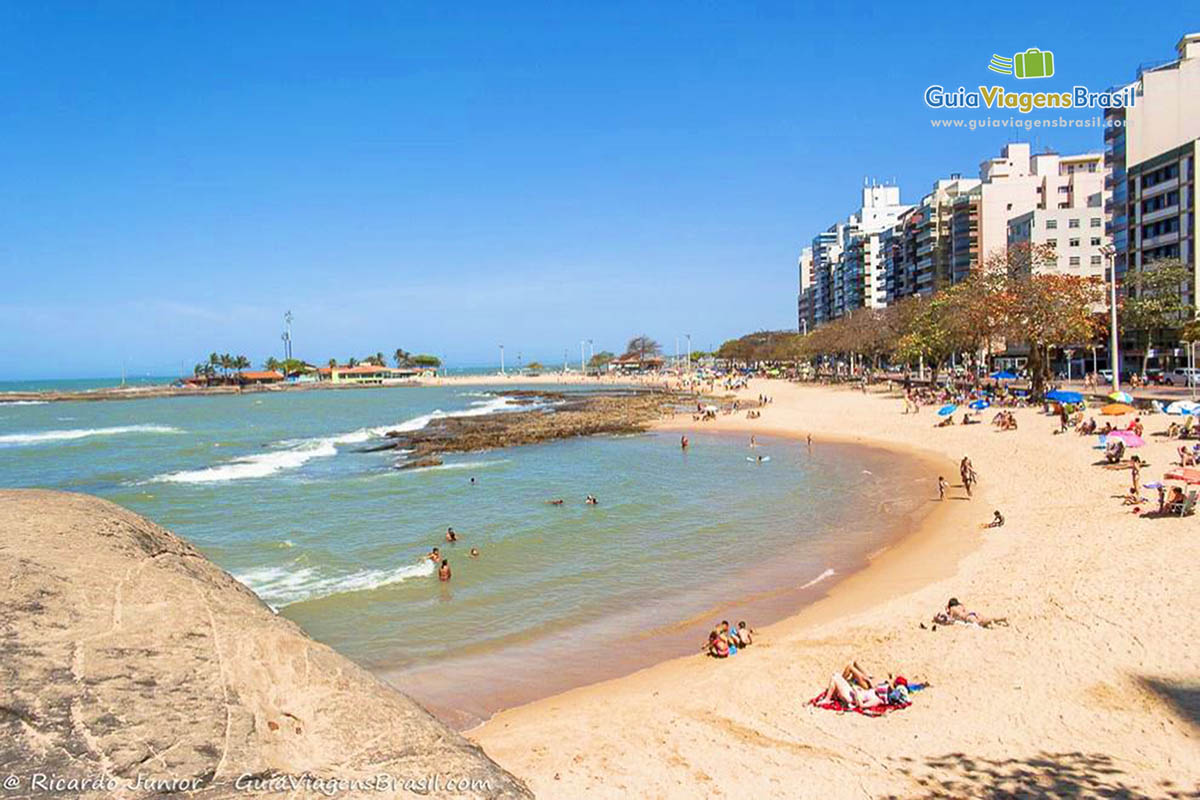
[938,476,948,501]
[438,559,451,581]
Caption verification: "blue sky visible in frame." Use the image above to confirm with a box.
[1,2,1195,377]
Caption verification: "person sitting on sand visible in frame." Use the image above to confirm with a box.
[1105,439,1126,464]
[585,494,598,505]
[438,559,451,581]
[1167,486,1187,514]
[986,510,1005,528]
[469,547,480,558]
[734,620,755,647]
[936,416,954,428]
[1078,417,1097,436]
[427,547,441,563]
[446,527,457,543]
[939,597,1007,627]
[703,629,729,658]
[1178,446,1196,467]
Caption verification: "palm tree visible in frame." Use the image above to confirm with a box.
[264,356,281,372]
[394,348,412,367]
[347,356,359,367]
[327,357,337,368]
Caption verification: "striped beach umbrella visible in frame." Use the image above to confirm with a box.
[1108,391,1134,404]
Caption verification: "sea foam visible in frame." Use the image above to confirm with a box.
[235,559,436,608]
[148,395,524,484]
[0,424,181,446]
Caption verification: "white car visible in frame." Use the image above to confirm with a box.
[1173,367,1200,386]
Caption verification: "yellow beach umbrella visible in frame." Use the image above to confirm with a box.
[1100,402,1135,416]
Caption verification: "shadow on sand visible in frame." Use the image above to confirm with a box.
[884,751,1196,799]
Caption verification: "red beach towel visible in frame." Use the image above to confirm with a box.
[808,690,909,717]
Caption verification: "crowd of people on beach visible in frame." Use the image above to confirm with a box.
[702,619,755,658]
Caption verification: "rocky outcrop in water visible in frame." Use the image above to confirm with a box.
[371,390,675,468]
[0,490,531,799]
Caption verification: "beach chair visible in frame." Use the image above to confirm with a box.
[1174,490,1198,517]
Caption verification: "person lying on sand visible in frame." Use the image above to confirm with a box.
[818,662,927,711]
[935,597,1008,627]
[935,416,954,428]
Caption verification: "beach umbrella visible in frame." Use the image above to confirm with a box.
[1108,391,1134,404]
[1165,400,1198,415]
[969,399,990,410]
[1106,429,1145,447]
[937,404,958,416]
[1046,390,1084,404]
[989,370,1017,380]
[1100,403,1135,416]
[1165,467,1200,484]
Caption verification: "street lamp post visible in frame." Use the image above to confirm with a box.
[499,344,505,376]
[1101,244,1120,393]
[685,334,692,375]
[580,340,586,374]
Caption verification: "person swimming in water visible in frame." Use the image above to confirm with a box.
[427,547,441,563]
[438,559,451,581]
[585,494,598,505]
[469,547,480,558]
[445,527,457,542]
[681,435,689,450]
[547,498,565,505]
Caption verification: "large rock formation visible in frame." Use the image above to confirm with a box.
[0,490,531,799]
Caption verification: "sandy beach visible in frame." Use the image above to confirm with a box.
[467,378,1200,799]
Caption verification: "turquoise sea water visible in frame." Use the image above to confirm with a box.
[0,384,928,726]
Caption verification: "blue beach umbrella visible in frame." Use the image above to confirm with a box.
[969,399,991,410]
[1167,400,1199,415]
[938,404,958,416]
[1046,390,1084,404]
[989,370,1017,380]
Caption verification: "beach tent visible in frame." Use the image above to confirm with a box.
[1046,390,1084,404]
[1167,400,1200,415]
[989,370,1017,380]
[969,399,991,410]
[1106,430,1145,447]
[1108,391,1135,404]
[937,404,958,416]
[1100,403,1135,415]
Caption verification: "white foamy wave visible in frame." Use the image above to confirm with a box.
[800,568,835,590]
[235,559,436,608]
[0,424,181,446]
[149,396,526,484]
[400,459,510,474]
[0,400,48,406]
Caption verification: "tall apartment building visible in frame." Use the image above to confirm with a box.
[796,247,814,332]
[797,185,910,325]
[1105,32,1200,306]
[1007,155,1108,280]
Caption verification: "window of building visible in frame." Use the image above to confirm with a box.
[1068,218,1080,228]
[1090,217,1102,227]
[1091,237,1101,246]
[1091,255,1102,265]
[1069,256,1080,266]
[1046,219,1058,229]
[1058,186,1069,193]
[1069,238,1080,247]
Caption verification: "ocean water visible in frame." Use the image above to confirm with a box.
[0,384,929,727]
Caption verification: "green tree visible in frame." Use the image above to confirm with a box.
[393,348,412,367]
[587,351,615,369]
[526,361,544,371]
[327,357,337,368]
[264,356,281,372]
[411,354,441,368]
[1122,258,1192,374]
